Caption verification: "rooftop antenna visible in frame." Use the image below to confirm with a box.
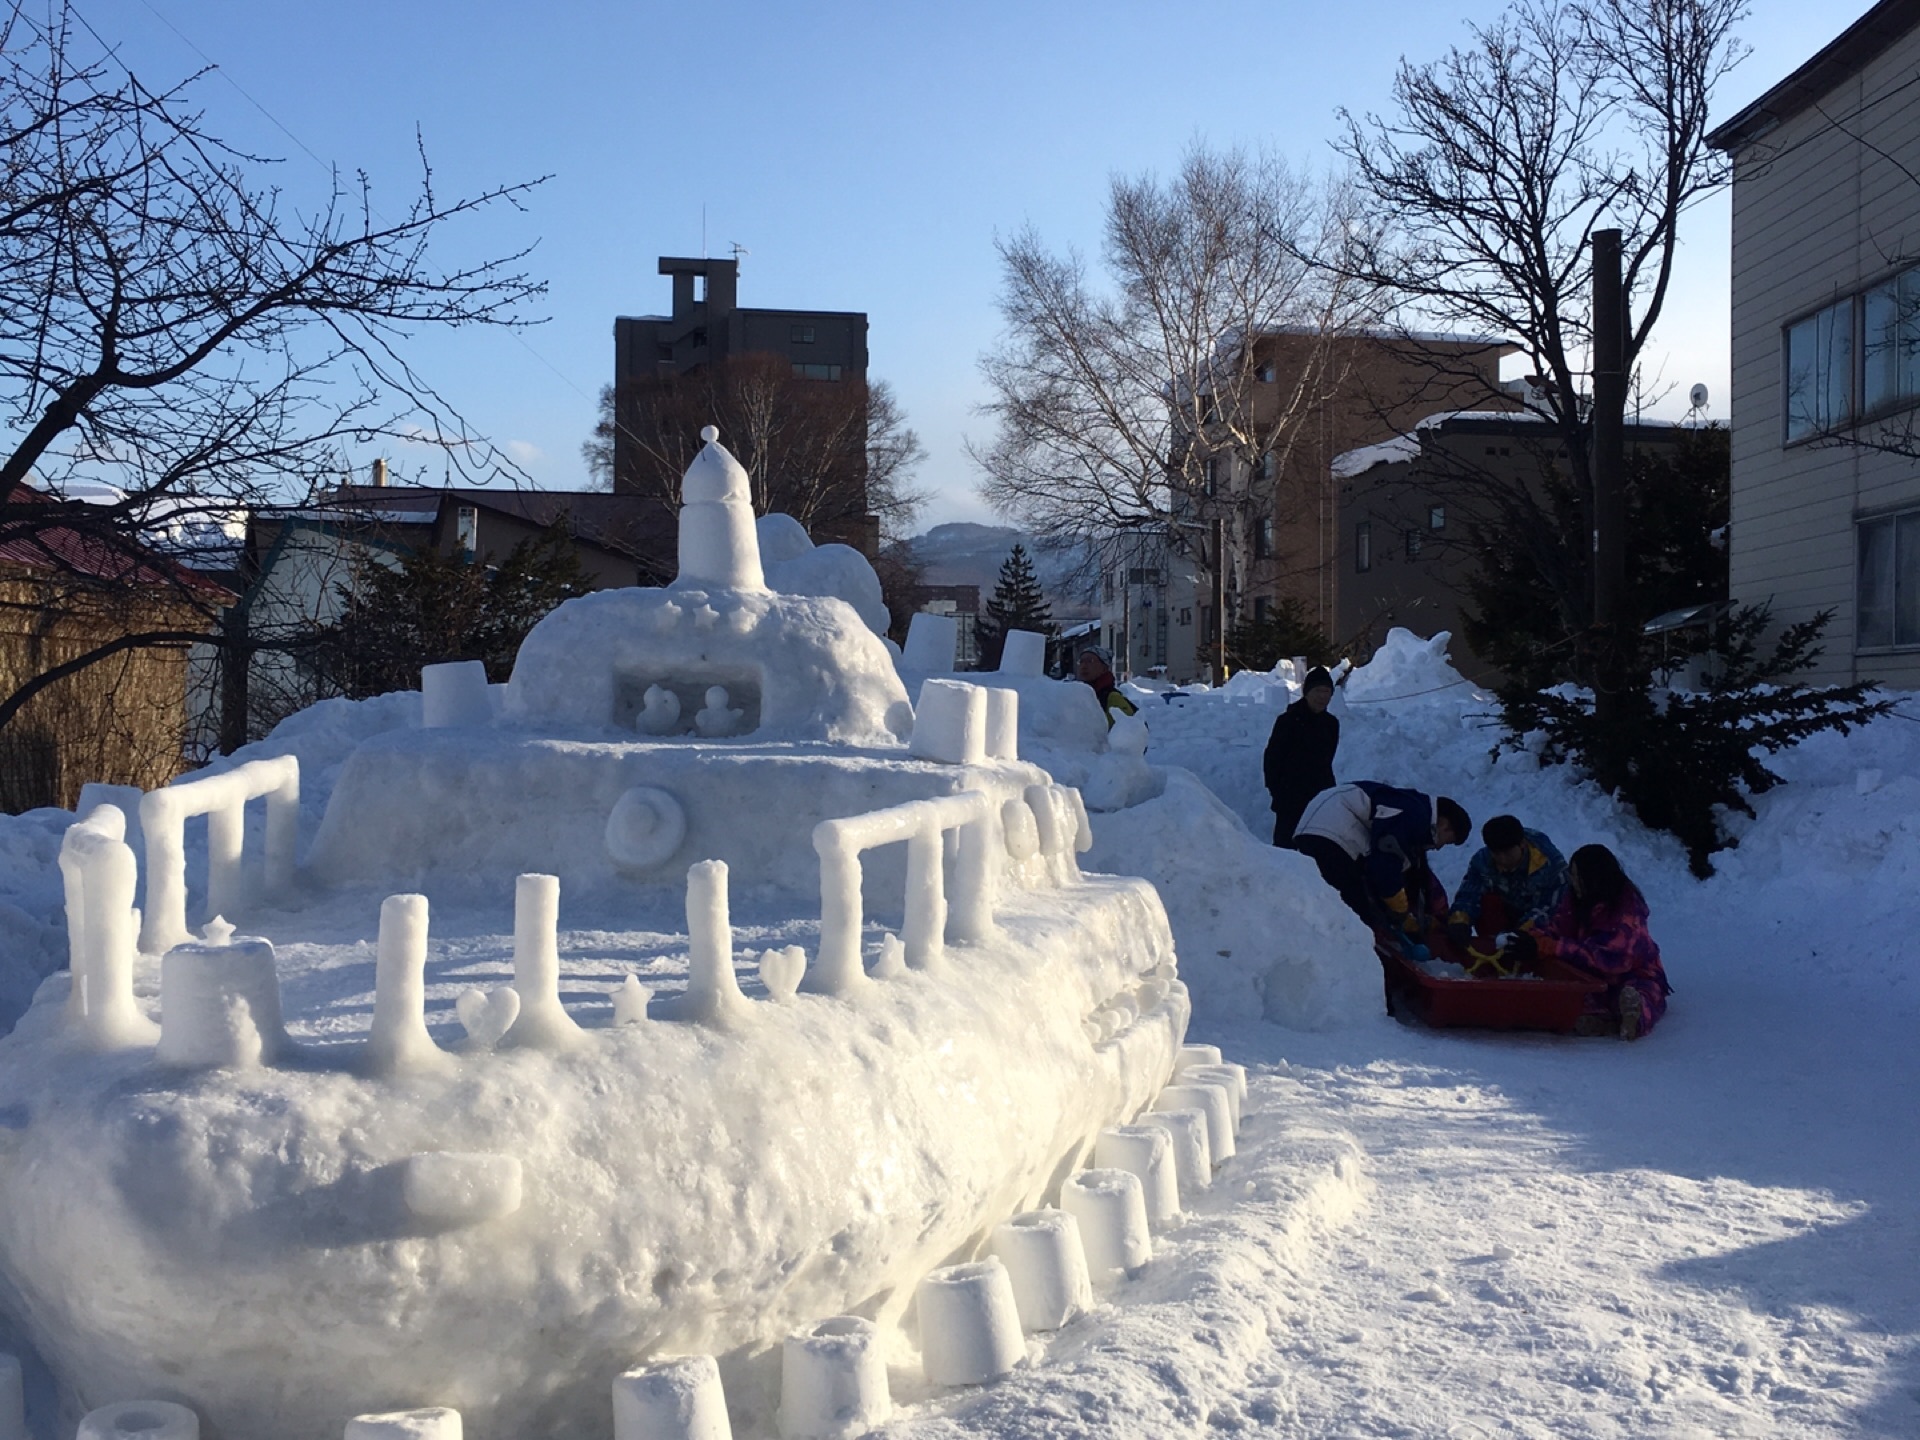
[701,203,707,259]
[1686,382,1710,426]
[729,242,749,269]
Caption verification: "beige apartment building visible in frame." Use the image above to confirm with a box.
[1708,0,1920,686]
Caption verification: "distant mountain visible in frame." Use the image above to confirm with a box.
[903,523,1097,620]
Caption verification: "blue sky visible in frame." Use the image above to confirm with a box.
[80,0,1869,528]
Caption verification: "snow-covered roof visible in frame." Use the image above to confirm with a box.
[1330,410,1549,478]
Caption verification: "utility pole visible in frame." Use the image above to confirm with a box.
[1590,229,1628,746]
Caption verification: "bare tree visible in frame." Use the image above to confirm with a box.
[972,145,1369,623]
[1336,0,1746,660]
[585,359,928,547]
[0,0,547,786]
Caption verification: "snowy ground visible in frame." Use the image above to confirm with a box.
[3,634,1918,1436]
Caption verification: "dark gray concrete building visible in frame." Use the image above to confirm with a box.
[612,255,869,489]
[610,256,874,552]
[615,256,868,385]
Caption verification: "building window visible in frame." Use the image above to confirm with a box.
[1203,457,1219,497]
[1858,509,1920,649]
[1863,268,1920,415]
[1785,299,1854,441]
[1255,361,1276,382]
[793,362,842,381]
[1254,517,1273,558]
[1405,528,1422,560]
[791,324,816,344]
[1177,607,1193,626]
[1429,504,1446,531]
[1257,451,1276,480]
[455,505,479,558]
[1355,521,1372,573]
[1253,596,1271,622]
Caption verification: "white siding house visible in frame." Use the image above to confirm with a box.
[1709,0,1920,686]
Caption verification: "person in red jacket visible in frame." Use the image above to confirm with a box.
[1520,843,1672,1039]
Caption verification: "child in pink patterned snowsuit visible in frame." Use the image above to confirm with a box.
[1531,843,1671,1039]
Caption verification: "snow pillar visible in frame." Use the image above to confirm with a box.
[915,1259,1024,1386]
[998,629,1046,676]
[264,763,300,892]
[76,1401,199,1440]
[1172,1043,1222,1077]
[806,828,866,997]
[157,931,286,1069]
[982,686,1019,760]
[779,1316,891,1439]
[1061,1169,1152,1278]
[502,874,583,1050]
[205,800,245,922]
[1136,1107,1211,1194]
[908,680,985,765]
[0,1352,22,1440]
[990,1210,1092,1332]
[139,789,189,954]
[59,805,158,1050]
[612,1355,733,1440]
[681,860,747,1024]
[901,820,946,972]
[1154,1081,1234,1163]
[901,612,959,672]
[948,805,995,945]
[420,659,493,728]
[1095,1125,1180,1228]
[367,894,448,1076]
[1183,1063,1247,1128]
[344,1409,462,1439]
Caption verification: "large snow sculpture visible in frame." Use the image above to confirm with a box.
[0,422,1194,1440]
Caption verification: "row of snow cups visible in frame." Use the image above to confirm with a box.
[39,1050,1247,1440]
[604,1045,1247,1436]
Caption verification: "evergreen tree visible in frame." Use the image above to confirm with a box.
[1498,607,1892,876]
[975,544,1054,669]
[313,523,591,698]
[1226,599,1334,673]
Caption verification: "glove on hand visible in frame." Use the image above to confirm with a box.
[1506,930,1540,967]
[1400,909,1423,936]
[1445,913,1471,947]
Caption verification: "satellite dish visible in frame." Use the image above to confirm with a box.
[1688,383,1709,410]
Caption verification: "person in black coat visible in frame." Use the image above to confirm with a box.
[1263,665,1339,846]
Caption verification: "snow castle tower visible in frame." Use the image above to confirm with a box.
[676,425,765,592]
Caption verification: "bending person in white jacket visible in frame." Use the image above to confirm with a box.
[1292,781,1469,931]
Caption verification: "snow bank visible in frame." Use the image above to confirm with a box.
[1082,769,1381,1031]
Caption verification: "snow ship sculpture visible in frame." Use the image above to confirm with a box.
[0,429,1191,1440]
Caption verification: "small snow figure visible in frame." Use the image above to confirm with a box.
[612,974,652,1024]
[694,685,742,737]
[872,933,907,979]
[636,684,682,735]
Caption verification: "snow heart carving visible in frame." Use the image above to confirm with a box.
[455,986,521,1049]
[758,946,806,1003]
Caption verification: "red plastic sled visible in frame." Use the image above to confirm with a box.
[1374,931,1608,1033]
